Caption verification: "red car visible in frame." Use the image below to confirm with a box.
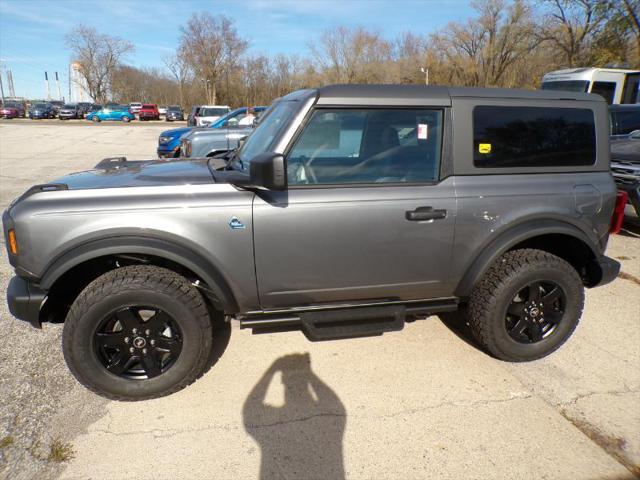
[138,104,160,121]
[0,106,19,119]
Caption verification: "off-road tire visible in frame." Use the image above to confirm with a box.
[63,265,213,400]
[468,249,584,362]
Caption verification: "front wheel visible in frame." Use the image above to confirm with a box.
[468,249,584,362]
[63,266,214,400]
[91,116,100,123]
[122,116,131,123]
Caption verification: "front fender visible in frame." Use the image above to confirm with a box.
[39,235,240,312]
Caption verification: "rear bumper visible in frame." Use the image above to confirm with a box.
[7,276,47,328]
[593,256,620,288]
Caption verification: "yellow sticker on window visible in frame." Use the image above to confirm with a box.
[478,143,492,154]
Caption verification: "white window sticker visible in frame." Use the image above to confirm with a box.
[418,123,428,140]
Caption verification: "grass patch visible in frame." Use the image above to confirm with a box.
[0,436,14,448]
[47,438,74,463]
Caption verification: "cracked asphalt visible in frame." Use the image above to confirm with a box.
[0,120,638,480]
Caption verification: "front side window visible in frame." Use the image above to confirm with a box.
[611,109,640,135]
[473,106,596,168]
[287,109,442,185]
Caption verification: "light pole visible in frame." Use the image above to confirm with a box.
[420,67,429,85]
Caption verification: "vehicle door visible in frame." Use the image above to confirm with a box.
[252,107,457,309]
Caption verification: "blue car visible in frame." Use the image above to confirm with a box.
[86,106,135,123]
[157,106,267,158]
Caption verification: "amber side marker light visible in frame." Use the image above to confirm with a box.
[8,229,18,255]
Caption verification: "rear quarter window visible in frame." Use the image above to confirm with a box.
[473,106,596,168]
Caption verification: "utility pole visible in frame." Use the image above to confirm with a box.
[7,70,16,97]
[55,71,62,101]
[45,71,51,100]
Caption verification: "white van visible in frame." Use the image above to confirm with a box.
[541,68,640,104]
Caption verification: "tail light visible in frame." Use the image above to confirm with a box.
[610,190,628,234]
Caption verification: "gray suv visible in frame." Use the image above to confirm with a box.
[4,85,623,401]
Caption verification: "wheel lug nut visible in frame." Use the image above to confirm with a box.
[129,347,134,353]
[145,329,150,336]
[124,337,130,344]
[150,340,156,346]
[142,348,147,355]
[132,328,138,334]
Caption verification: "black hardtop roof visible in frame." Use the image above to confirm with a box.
[306,84,602,106]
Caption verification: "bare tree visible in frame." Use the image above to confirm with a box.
[537,0,607,67]
[309,26,393,83]
[179,13,248,105]
[162,49,192,107]
[65,25,134,103]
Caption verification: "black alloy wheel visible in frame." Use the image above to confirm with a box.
[93,306,183,379]
[504,280,565,344]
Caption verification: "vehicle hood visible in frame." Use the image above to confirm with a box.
[51,158,215,190]
[611,140,640,162]
[185,126,249,140]
[161,126,192,138]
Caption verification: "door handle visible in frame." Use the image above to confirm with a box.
[405,206,447,221]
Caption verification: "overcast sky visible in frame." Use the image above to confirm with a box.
[0,0,470,99]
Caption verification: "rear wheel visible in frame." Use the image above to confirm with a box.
[122,116,131,123]
[468,249,584,362]
[63,265,214,400]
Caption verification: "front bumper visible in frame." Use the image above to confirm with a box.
[157,145,179,158]
[7,276,47,328]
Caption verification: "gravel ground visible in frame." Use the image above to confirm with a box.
[0,120,638,480]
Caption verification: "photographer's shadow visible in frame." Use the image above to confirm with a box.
[243,353,346,480]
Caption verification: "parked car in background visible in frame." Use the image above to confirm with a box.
[158,105,168,117]
[187,105,201,126]
[129,102,143,114]
[165,105,184,122]
[157,106,265,158]
[180,106,268,158]
[195,105,230,126]
[76,102,93,118]
[609,104,640,221]
[138,104,160,121]
[58,104,82,120]
[0,105,20,119]
[86,105,135,123]
[29,103,56,119]
[1,101,26,118]
[49,100,65,117]
[541,67,640,104]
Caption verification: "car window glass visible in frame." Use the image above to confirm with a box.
[287,109,443,185]
[591,82,616,104]
[473,106,596,167]
[613,110,640,135]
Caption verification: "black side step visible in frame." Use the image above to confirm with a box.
[300,305,405,341]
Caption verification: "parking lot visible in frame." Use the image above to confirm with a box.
[0,120,638,480]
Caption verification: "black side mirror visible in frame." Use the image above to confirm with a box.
[250,152,287,191]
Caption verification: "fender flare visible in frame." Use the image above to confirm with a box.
[454,219,600,298]
[39,235,239,312]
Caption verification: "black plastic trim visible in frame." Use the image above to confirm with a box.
[6,276,46,328]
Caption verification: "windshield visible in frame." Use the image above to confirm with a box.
[33,104,48,108]
[168,106,181,111]
[541,80,590,93]
[200,107,228,117]
[234,101,297,171]
[62,104,75,109]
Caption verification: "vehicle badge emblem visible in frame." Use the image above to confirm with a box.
[229,217,246,230]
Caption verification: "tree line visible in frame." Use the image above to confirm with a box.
[65,0,640,107]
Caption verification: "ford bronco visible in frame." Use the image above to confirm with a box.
[4,85,625,400]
